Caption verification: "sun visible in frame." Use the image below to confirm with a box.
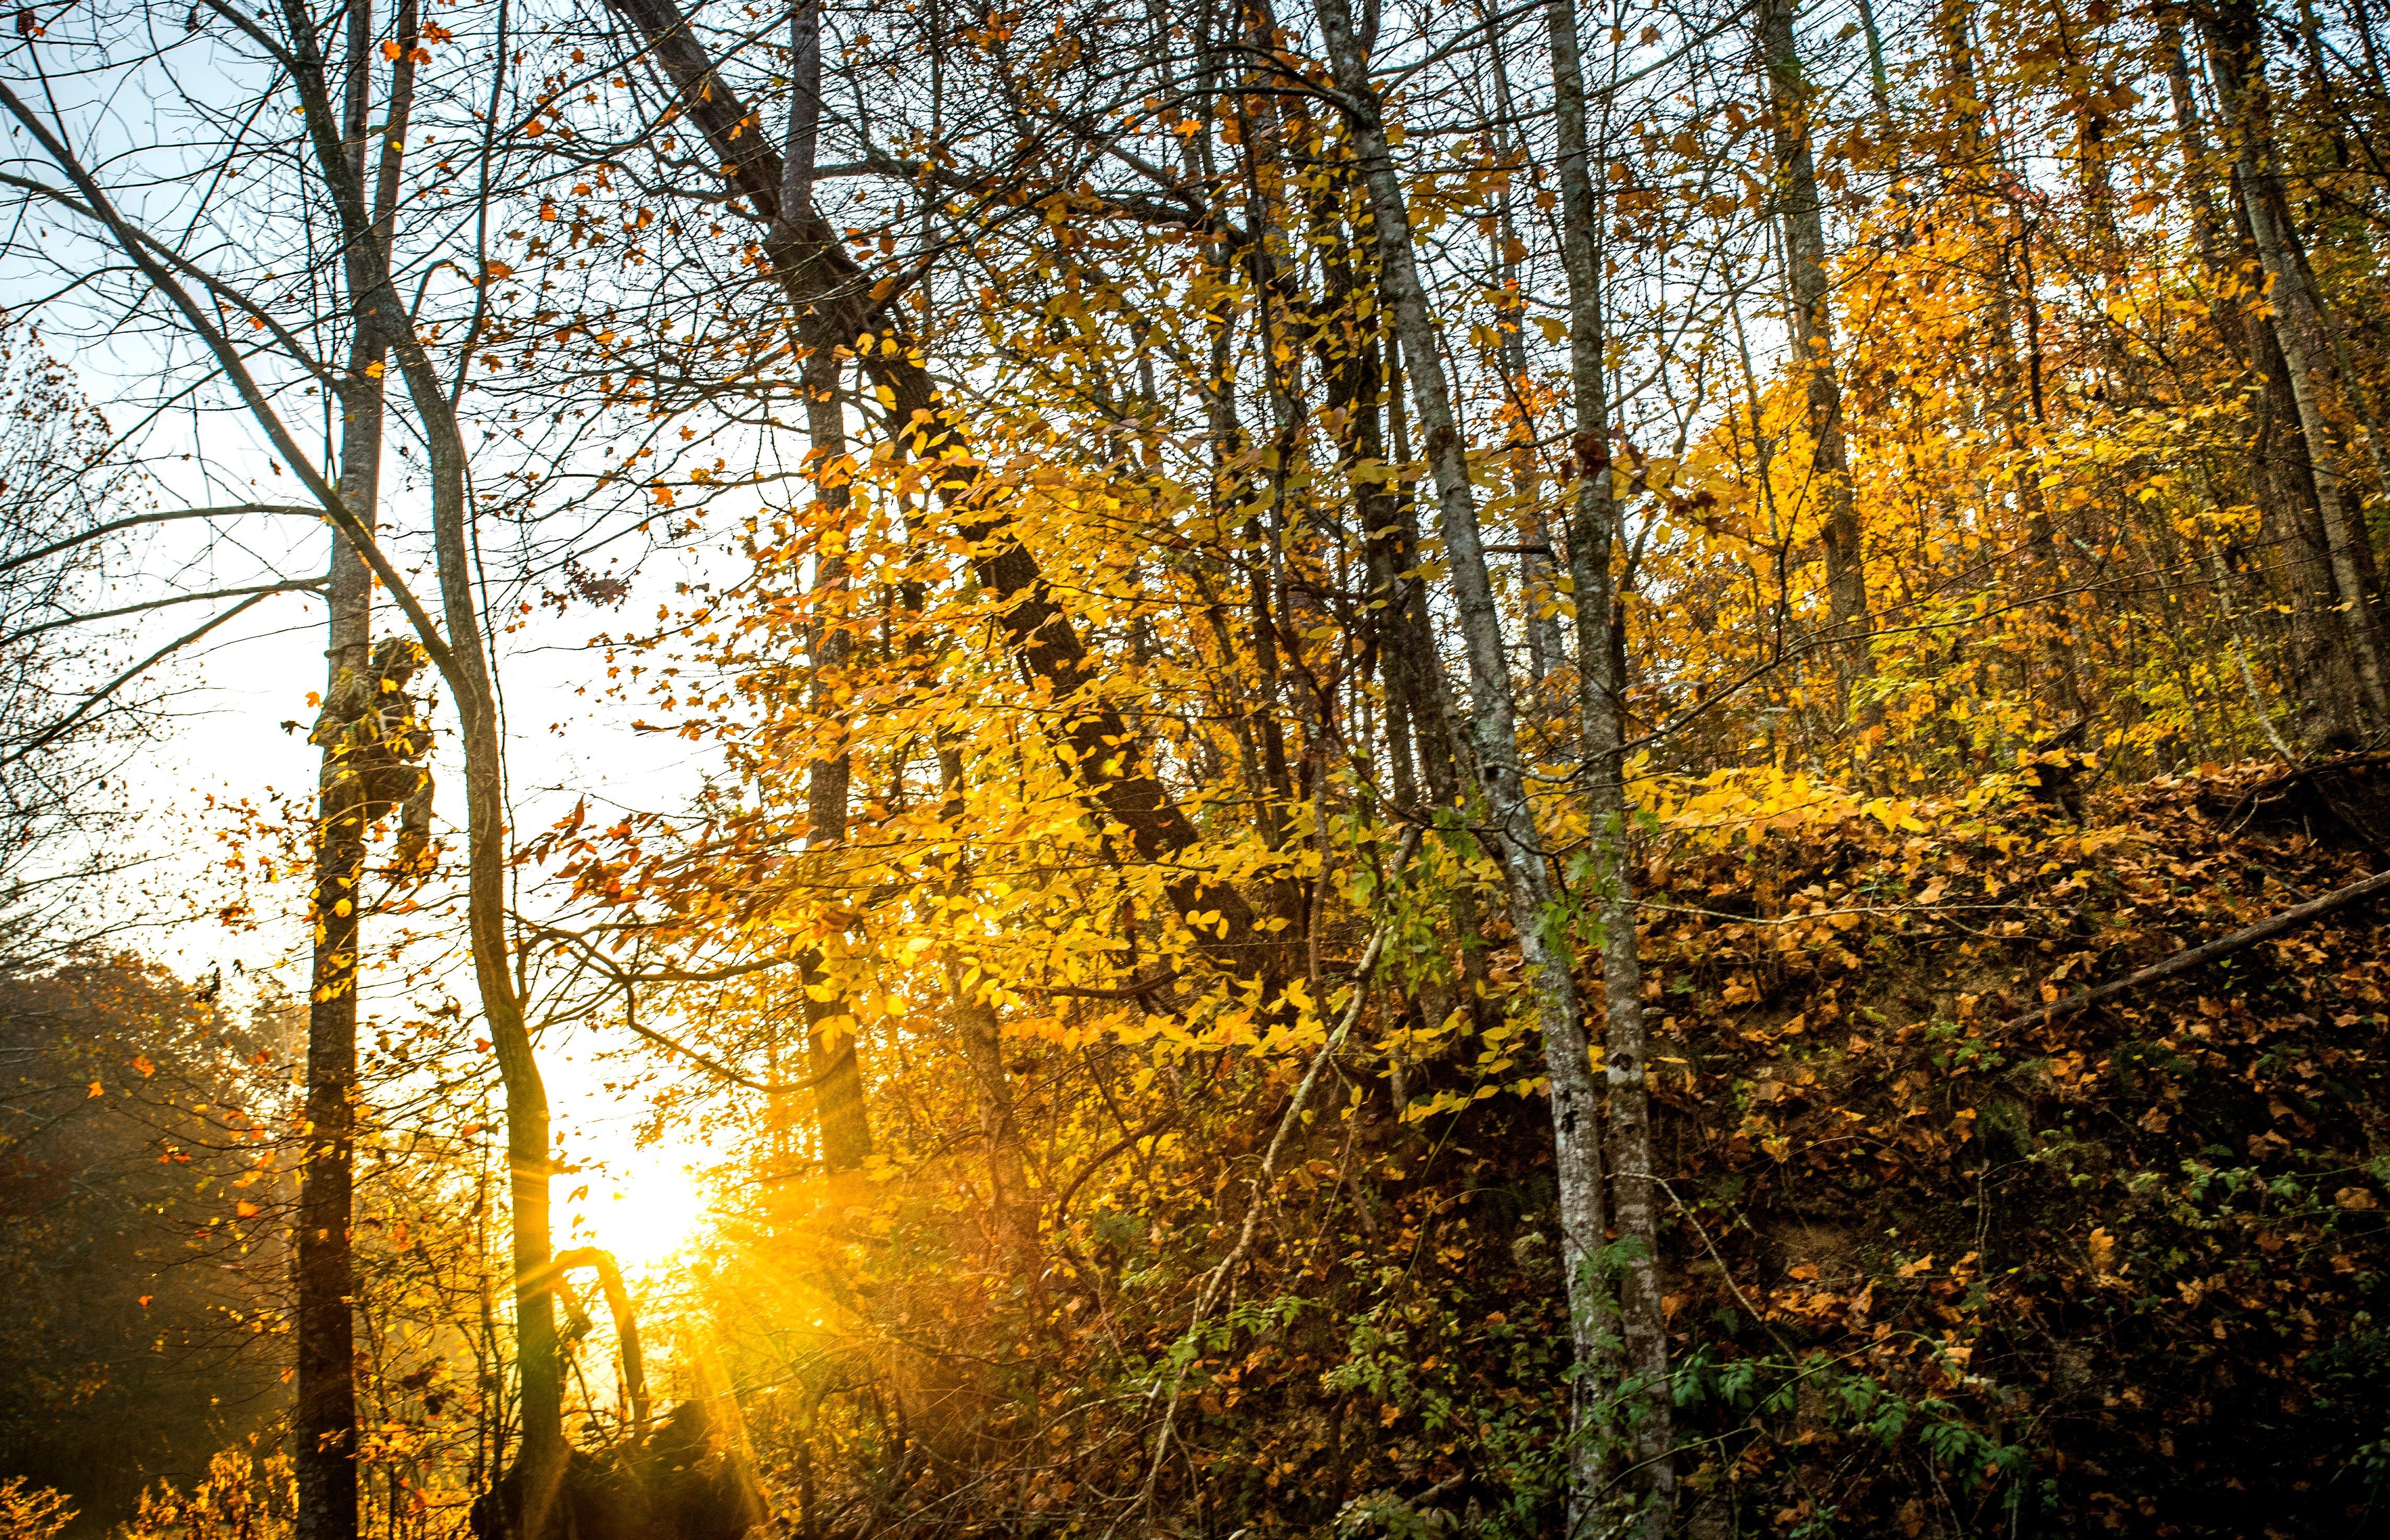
[547,1035,724,1278]
[573,1139,712,1277]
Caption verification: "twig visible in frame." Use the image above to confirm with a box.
[3,592,280,767]
[1034,970,1182,1000]
[622,976,841,1094]
[1649,1176,1797,1360]
[2223,751,2390,824]
[0,504,318,576]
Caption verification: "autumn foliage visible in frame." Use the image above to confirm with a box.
[12,0,2390,1536]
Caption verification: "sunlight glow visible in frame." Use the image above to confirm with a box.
[547,1029,728,1280]
[569,1137,714,1278]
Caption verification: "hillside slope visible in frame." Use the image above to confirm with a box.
[1631,758,2390,1537]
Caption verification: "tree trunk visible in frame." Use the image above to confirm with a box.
[1307,180,1437,818]
[269,0,571,1525]
[1855,0,1893,134]
[787,173,874,1175]
[296,10,404,1536]
[416,401,564,1540]
[2204,0,2390,726]
[1548,0,1674,1529]
[1939,3,2089,732]
[938,743,1029,1254]
[2160,6,2370,747]
[799,741,873,1175]
[1312,2,1661,1533]
[1757,0,1873,714]
[1382,341,1469,814]
[295,384,377,1540]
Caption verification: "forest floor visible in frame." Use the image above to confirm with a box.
[1593,755,2390,1536]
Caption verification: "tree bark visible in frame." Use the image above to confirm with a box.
[1547,0,1673,1529]
[1381,346,1468,813]
[402,365,564,1540]
[295,323,376,1540]
[1758,0,1873,714]
[799,598,873,1175]
[1312,0,1662,1531]
[296,9,407,1536]
[778,32,875,1170]
[2204,0,2390,726]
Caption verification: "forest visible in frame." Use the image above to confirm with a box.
[4,0,2390,1535]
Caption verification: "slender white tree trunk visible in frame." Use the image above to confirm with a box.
[1311,0,1658,1530]
[1546,0,1676,1530]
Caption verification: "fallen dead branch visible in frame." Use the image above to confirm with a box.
[2002,866,2390,1033]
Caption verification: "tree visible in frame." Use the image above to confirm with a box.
[1307,0,1658,1530]
[2201,0,2390,727]
[0,9,580,1532]
[0,962,295,1527]
[0,326,164,966]
[1756,0,1873,713]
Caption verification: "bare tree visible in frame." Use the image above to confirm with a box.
[0,327,171,966]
